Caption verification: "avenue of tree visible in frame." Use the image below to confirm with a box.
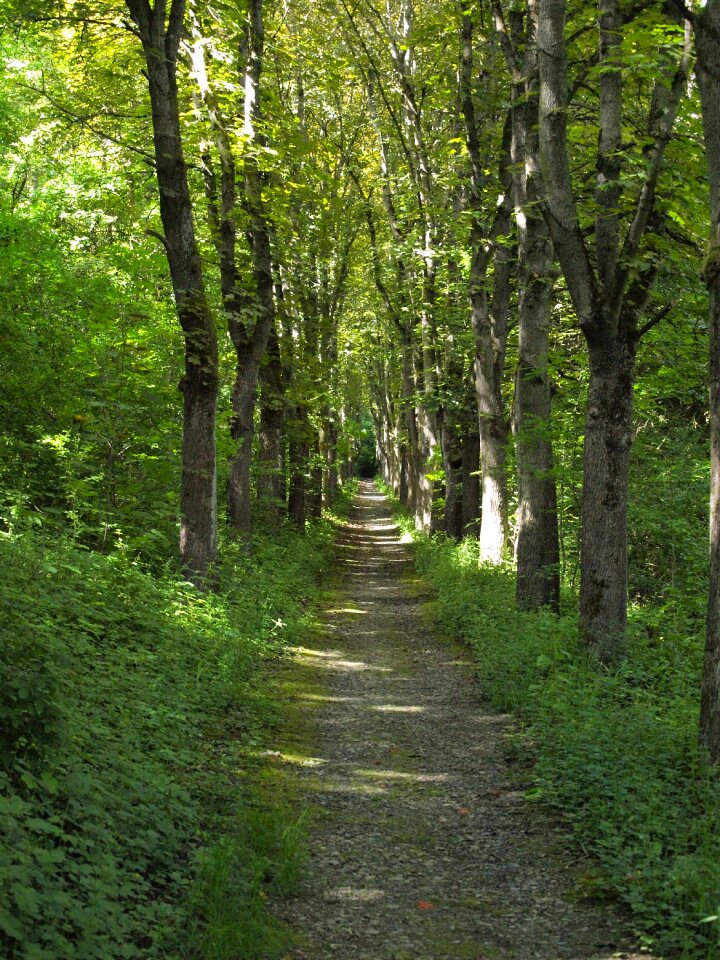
[1,0,720,754]
[4,1,720,956]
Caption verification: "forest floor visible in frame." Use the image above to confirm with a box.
[267,482,646,960]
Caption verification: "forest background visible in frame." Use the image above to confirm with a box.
[2,0,720,958]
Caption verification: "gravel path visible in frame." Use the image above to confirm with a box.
[270,482,644,960]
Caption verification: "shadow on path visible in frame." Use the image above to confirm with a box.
[269,482,644,960]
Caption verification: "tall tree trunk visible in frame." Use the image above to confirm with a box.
[288,411,308,528]
[228,0,275,532]
[441,413,463,540]
[461,425,481,539]
[126,0,218,586]
[402,336,421,517]
[460,13,512,563]
[506,2,560,610]
[695,0,720,760]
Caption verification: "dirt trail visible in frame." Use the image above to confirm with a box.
[270,482,642,960]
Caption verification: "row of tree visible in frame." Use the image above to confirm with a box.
[5,0,720,757]
[339,0,720,759]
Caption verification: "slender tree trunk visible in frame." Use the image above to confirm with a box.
[258,321,285,519]
[126,0,218,586]
[228,0,274,532]
[461,426,480,539]
[509,2,560,610]
[695,0,720,760]
[288,412,308,528]
[402,337,421,516]
[323,417,339,507]
[441,413,463,540]
[460,13,512,563]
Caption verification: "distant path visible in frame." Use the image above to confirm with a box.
[270,482,642,960]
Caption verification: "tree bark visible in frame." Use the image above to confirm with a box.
[505,2,560,610]
[258,320,285,519]
[441,413,464,540]
[125,0,218,586]
[579,336,636,658]
[461,425,481,539]
[694,0,720,760]
[228,0,275,532]
[460,13,512,563]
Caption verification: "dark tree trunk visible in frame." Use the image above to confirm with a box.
[322,417,339,507]
[399,445,409,506]
[441,413,464,540]
[461,14,512,563]
[288,423,308,529]
[695,0,720,760]
[258,322,285,519]
[126,0,218,586]
[228,0,274,532]
[402,337,421,517]
[579,335,636,658]
[461,427,480,539]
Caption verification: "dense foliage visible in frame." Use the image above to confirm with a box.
[0,518,336,960]
[2,0,720,956]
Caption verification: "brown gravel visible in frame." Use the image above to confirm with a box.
[269,482,646,960]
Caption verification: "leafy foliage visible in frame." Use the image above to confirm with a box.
[413,505,720,957]
[0,519,334,960]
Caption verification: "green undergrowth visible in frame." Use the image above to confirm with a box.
[0,500,348,960]
[411,533,720,959]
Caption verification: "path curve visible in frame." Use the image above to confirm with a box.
[271,482,642,960]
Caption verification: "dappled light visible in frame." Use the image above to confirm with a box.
[268,482,646,959]
[3,0,714,951]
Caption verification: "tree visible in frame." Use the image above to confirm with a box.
[494,0,560,609]
[537,0,691,659]
[688,0,720,760]
[459,9,513,563]
[125,0,218,584]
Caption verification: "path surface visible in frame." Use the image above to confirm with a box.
[270,483,642,960]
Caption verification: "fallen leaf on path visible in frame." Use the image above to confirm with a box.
[456,807,470,815]
[417,900,435,910]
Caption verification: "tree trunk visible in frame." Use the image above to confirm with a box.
[323,416,338,507]
[510,2,560,610]
[579,335,635,660]
[258,322,285,519]
[126,0,218,586]
[288,416,308,528]
[695,0,720,760]
[460,13,512,563]
[402,337,421,517]
[228,0,274,532]
[441,413,464,540]
[461,427,480,539]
